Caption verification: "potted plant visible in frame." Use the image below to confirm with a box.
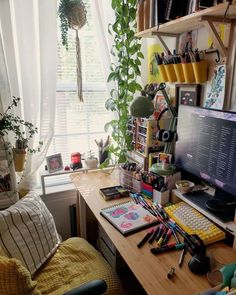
[104,0,143,165]
[84,150,98,169]
[58,0,87,101]
[0,97,43,172]
[58,0,87,49]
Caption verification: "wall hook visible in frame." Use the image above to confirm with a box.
[205,49,220,63]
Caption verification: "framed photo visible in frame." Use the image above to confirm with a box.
[46,153,63,174]
[175,84,201,111]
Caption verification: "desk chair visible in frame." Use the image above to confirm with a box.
[0,191,124,295]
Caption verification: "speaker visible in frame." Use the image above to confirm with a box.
[156,108,175,142]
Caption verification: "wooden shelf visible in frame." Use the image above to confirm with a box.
[136,3,236,38]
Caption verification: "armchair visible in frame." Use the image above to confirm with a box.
[0,192,124,295]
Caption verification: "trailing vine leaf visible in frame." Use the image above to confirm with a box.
[105,0,143,166]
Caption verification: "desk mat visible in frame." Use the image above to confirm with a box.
[183,191,234,223]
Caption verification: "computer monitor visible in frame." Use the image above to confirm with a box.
[175,105,236,201]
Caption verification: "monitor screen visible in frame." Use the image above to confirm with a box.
[175,105,236,198]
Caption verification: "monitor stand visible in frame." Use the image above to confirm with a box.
[183,190,235,223]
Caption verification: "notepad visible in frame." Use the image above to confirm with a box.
[100,200,158,236]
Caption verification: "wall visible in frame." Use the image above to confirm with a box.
[41,189,76,241]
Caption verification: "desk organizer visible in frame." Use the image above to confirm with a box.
[173,63,185,82]
[192,60,208,83]
[182,63,195,83]
[158,64,168,82]
[164,64,177,82]
[153,189,170,205]
[119,167,142,192]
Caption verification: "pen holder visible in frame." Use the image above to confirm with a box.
[158,64,168,82]
[182,63,195,83]
[153,189,170,205]
[164,64,177,82]
[173,63,185,82]
[192,60,208,84]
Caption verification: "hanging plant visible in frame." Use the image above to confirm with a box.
[58,0,87,102]
[103,0,143,166]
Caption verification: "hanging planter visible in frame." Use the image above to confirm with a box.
[58,0,87,102]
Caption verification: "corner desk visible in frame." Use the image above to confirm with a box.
[70,169,236,295]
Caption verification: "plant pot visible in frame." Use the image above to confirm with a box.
[85,158,98,169]
[13,149,26,172]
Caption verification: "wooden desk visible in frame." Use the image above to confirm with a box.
[70,169,236,295]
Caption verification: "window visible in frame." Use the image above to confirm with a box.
[44,0,111,186]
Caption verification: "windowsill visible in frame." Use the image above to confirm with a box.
[37,182,75,196]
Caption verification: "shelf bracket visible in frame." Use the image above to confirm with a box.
[201,15,229,60]
[152,32,178,53]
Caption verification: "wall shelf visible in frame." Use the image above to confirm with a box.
[136,3,236,38]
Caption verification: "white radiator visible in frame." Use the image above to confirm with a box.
[41,189,76,240]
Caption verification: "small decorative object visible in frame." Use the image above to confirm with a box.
[95,136,110,165]
[46,153,64,174]
[84,150,98,169]
[175,84,200,112]
[64,165,71,171]
[70,152,82,170]
[58,0,87,102]
[175,180,195,194]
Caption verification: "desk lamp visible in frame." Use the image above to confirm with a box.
[130,82,177,154]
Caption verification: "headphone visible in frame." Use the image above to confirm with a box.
[156,108,175,142]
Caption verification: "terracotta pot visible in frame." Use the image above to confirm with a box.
[13,149,26,172]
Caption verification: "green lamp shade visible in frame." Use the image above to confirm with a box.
[130,96,154,118]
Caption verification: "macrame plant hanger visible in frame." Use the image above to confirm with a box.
[67,1,87,102]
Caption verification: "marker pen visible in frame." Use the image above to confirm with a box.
[155,224,165,242]
[162,228,172,246]
[148,225,160,244]
[137,228,154,248]
[156,227,167,247]
[150,243,185,255]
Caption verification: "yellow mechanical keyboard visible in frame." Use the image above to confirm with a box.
[164,202,226,245]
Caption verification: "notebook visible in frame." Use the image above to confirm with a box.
[100,200,158,236]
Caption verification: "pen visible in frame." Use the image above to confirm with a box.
[137,228,154,248]
[178,247,186,267]
[151,242,185,255]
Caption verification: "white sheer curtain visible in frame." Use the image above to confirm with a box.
[94,0,115,87]
[0,0,57,190]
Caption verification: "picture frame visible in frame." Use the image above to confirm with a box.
[175,84,201,111]
[46,153,63,174]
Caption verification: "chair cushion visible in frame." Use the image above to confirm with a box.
[0,191,61,275]
[0,255,40,295]
[35,237,124,295]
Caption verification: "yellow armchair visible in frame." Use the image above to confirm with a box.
[0,192,124,295]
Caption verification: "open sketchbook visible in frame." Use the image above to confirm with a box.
[100,200,158,236]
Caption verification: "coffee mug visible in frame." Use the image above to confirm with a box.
[208,262,236,287]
